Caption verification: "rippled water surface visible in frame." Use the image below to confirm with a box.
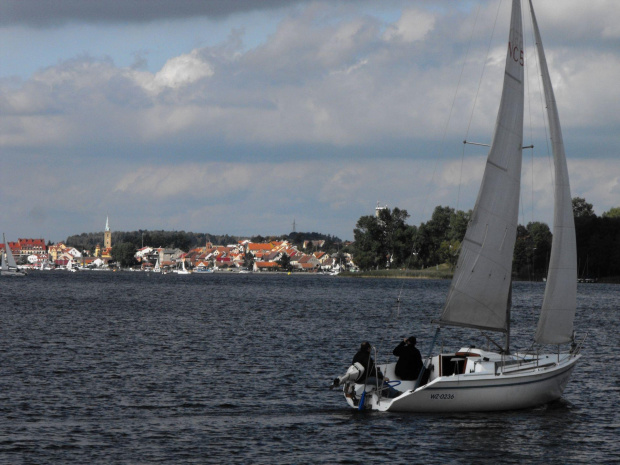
[1,272,618,464]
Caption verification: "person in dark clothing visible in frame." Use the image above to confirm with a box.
[352,341,384,383]
[393,336,423,381]
[352,341,400,398]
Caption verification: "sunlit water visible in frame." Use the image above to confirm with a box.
[1,272,617,464]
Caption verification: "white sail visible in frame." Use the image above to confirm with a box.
[530,0,577,345]
[3,234,19,268]
[437,0,524,333]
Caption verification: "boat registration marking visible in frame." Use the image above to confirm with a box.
[430,393,455,400]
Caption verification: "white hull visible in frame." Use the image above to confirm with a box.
[1,269,27,277]
[344,349,580,412]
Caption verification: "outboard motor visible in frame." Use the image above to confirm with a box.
[331,362,364,388]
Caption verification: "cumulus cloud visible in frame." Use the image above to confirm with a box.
[0,0,618,241]
[383,8,435,43]
[532,0,620,41]
[4,2,616,152]
[152,51,215,90]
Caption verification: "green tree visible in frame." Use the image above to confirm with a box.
[378,207,411,268]
[244,252,254,270]
[572,197,595,218]
[602,207,620,218]
[413,206,469,267]
[277,253,292,271]
[352,207,413,270]
[513,224,532,277]
[438,239,460,270]
[528,222,552,279]
[352,215,384,270]
[447,209,471,242]
[111,242,137,268]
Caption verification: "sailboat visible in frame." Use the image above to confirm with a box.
[175,257,190,275]
[334,0,582,412]
[1,234,27,277]
[67,257,77,272]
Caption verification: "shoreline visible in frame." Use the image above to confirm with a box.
[340,270,620,284]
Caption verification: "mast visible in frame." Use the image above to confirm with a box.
[436,0,524,334]
[529,0,577,345]
[1,234,6,271]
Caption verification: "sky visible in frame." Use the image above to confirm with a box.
[1,0,619,243]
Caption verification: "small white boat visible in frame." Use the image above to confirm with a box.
[175,258,190,275]
[334,0,582,413]
[67,258,77,272]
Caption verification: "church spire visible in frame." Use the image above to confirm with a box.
[104,215,112,250]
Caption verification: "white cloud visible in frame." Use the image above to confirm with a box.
[383,8,435,43]
[113,162,252,199]
[3,3,617,150]
[151,50,215,90]
[533,0,620,40]
[0,1,618,241]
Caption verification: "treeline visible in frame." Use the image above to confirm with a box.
[65,231,239,252]
[66,230,343,254]
[351,198,620,280]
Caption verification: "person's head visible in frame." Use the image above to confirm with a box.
[360,341,371,352]
[408,337,417,346]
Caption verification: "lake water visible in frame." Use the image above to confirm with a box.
[1,272,618,464]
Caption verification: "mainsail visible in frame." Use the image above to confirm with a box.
[530,0,578,345]
[437,0,524,333]
[3,234,19,269]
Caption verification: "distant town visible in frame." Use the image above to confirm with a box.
[4,197,619,281]
[1,218,355,274]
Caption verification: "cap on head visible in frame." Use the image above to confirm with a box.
[408,337,417,345]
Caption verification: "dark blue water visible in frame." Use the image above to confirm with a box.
[1,272,617,464]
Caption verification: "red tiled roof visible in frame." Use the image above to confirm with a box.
[248,243,274,251]
[255,261,279,268]
[19,238,46,247]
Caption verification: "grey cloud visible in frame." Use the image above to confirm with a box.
[1,0,460,29]
[1,0,303,28]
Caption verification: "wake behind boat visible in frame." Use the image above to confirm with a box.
[332,0,583,413]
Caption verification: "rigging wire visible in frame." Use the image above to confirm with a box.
[528,3,554,193]
[463,0,504,143]
[521,0,536,285]
[524,1,555,336]
[382,3,486,352]
[379,1,509,357]
[385,1,500,354]
[456,0,502,235]
[417,1,484,255]
[424,3,484,221]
